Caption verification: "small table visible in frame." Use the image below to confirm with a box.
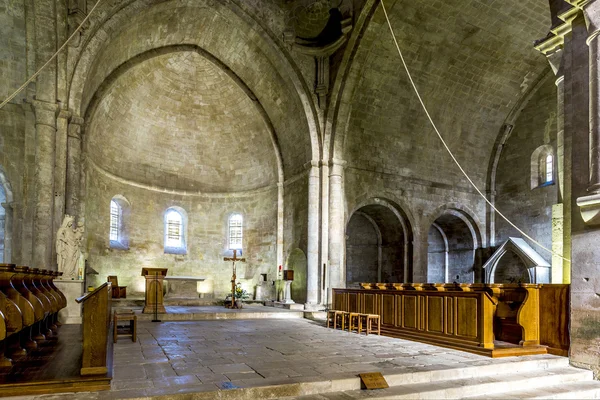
[164,276,206,300]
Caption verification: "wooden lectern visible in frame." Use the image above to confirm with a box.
[141,268,168,314]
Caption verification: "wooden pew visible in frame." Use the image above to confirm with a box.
[76,282,112,376]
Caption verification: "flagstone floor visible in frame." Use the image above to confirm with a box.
[9,318,562,399]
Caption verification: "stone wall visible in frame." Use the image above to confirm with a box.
[0,0,27,265]
[84,168,278,300]
[495,74,558,262]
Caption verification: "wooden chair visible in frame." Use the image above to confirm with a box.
[107,276,127,299]
[113,309,136,343]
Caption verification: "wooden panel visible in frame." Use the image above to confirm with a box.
[381,295,395,325]
[333,292,345,310]
[403,295,417,329]
[539,284,569,355]
[364,294,376,314]
[445,297,454,335]
[395,295,402,327]
[426,296,444,333]
[456,297,478,338]
[348,293,358,312]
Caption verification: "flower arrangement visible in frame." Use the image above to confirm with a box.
[234,282,250,300]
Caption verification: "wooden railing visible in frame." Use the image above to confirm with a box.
[76,282,112,376]
[0,264,66,368]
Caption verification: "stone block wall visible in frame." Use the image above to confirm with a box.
[495,74,558,262]
[84,168,278,300]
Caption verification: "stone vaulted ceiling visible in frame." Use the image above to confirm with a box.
[343,0,552,190]
[87,51,278,193]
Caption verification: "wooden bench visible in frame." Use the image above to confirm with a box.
[107,276,127,299]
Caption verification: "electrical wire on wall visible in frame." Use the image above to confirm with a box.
[379,0,570,264]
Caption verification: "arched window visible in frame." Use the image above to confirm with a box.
[110,196,130,249]
[109,200,121,241]
[165,208,186,254]
[228,213,243,250]
[530,145,554,189]
[544,153,553,184]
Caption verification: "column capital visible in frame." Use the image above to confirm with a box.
[31,99,59,113]
[57,109,71,120]
[329,158,347,168]
[69,115,85,126]
[303,160,320,170]
[583,0,600,42]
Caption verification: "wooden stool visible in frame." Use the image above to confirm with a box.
[326,310,338,329]
[348,312,362,333]
[326,310,349,330]
[113,309,137,343]
[359,313,381,335]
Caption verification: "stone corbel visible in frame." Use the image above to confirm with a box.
[68,0,89,48]
[577,194,600,225]
[286,17,353,110]
[68,116,85,139]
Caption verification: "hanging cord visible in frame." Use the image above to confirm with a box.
[0,0,103,110]
[379,0,570,263]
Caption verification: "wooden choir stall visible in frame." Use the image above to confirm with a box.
[0,264,113,396]
[332,282,570,358]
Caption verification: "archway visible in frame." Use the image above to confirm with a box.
[345,202,411,286]
[427,211,478,283]
[287,248,307,304]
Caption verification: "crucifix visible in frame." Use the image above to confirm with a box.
[223,249,245,309]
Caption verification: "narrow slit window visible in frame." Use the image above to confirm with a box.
[110,200,120,241]
[229,214,243,250]
[165,210,183,248]
[545,153,553,183]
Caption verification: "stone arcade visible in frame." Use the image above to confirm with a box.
[2,0,600,398]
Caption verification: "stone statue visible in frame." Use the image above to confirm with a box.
[56,215,84,279]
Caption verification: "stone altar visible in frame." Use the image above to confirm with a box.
[164,276,206,300]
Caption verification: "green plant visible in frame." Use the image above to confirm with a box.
[234,282,250,300]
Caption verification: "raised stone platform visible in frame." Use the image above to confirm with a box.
[17,319,600,400]
[113,304,304,321]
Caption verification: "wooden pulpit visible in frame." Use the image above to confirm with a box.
[141,268,168,314]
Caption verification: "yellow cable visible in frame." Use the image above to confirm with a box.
[379,0,570,263]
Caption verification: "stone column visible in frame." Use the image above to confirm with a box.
[1,203,14,263]
[319,161,329,306]
[66,116,83,216]
[327,159,345,306]
[32,0,58,270]
[54,110,70,252]
[32,100,58,270]
[586,1,600,195]
[305,161,320,308]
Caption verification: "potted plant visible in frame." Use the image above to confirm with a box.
[234,282,250,309]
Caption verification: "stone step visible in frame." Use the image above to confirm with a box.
[282,364,592,400]
[466,380,600,399]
